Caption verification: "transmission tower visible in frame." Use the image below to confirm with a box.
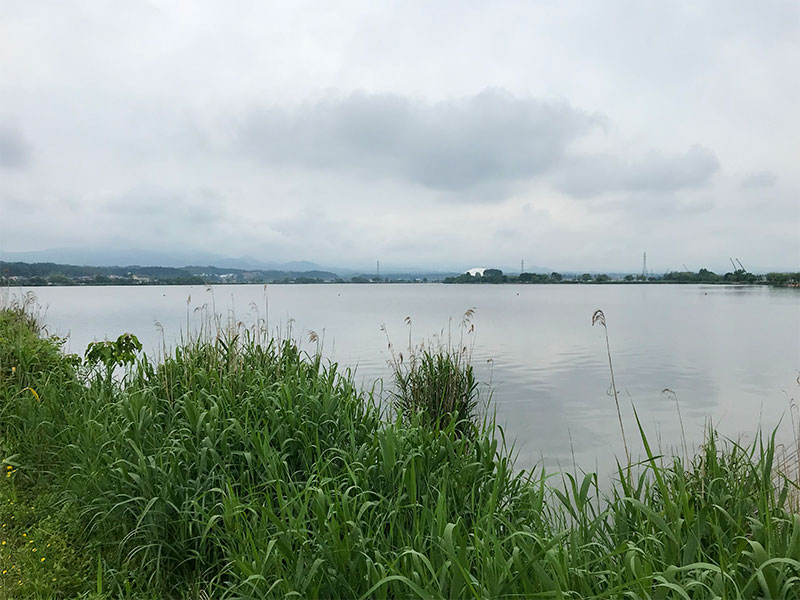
[642,252,647,278]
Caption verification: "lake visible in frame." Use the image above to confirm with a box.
[5,283,799,475]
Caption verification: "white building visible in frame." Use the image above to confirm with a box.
[465,267,487,276]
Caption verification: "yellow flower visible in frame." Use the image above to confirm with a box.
[11,366,15,373]
[21,533,25,537]
[40,557,45,562]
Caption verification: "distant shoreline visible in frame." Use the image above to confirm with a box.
[3,279,798,288]
[2,260,798,288]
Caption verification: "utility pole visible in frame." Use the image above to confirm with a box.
[377,260,380,279]
[521,259,524,274]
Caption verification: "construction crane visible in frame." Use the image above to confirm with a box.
[735,258,746,272]
[682,264,689,272]
[730,257,738,272]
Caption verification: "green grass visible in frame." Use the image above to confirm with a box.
[1,301,799,598]
[390,346,479,438]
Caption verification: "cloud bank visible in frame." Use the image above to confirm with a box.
[237,91,723,201]
[557,145,720,197]
[238,90,600,193]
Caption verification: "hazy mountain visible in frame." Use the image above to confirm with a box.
[0,247,331,273]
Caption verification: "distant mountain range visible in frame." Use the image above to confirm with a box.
[0,247,338,273]
[0,247,465,278]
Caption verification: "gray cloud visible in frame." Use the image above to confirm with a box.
[238,89,601,192]
[103,185,226,226]
[740,170,777,189]
[605,192,715,217]
[557,145,720,197]
[0,126,29,168]
[236,90,724,202]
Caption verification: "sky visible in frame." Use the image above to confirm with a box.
[1,0,798,272]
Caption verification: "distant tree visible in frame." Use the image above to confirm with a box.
[444,273,479,283]
[550,272,563,282]
[579,273,593,282]
[594,274,610,282]
[766,272,799,287]
[519,272,550,283]
[723,269,756,284]
[624,274,634,282]
[482,269,506,283]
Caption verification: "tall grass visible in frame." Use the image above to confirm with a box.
[1,300,799,598]
[389,344,479,438]
[385,309,481,438]
[775,395,800,513]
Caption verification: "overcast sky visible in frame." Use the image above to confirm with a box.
[1,0,798,272]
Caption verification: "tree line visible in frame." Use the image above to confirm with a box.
[445,268,800,286]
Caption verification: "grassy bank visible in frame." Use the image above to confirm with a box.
[1,301,799,598]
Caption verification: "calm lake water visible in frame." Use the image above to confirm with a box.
[6,283,799,475]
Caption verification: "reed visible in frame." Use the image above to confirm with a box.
[384,309,481,439]
[592,308,629,464]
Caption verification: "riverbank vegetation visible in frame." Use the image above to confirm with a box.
[1,300,799,598]
[444,268,800,286]
[0,261,445,287]
[0,261,340,286]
